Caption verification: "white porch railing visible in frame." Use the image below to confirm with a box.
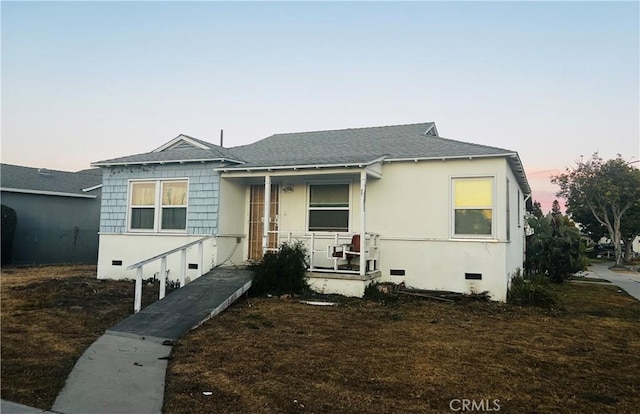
[127,236,212,313]
[266,231,380,275]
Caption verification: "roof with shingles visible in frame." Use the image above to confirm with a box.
[93,134,243,166]
[90,122,530,193]
[0,164,102,197]
[230,122,513,168]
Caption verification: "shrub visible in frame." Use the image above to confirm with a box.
[525,213,587,282]
[363,282,399,303]
[507,271,556,307]
[1,204,17,265]
[249,241,309,296]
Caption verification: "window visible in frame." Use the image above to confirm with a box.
[453,177,493,237]
[129,180,188,231]
[308,183,350,232]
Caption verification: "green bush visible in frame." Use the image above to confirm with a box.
[249,241,309,296]
[1,204,17,265]
[525,213,587,283]
[507,271,556,307]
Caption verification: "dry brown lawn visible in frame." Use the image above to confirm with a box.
[164,284,639,414]
[1,265,163,409]
[2,266,638,413]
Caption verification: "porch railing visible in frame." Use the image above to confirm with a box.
[127,236,212,313]
[266,231,380,275]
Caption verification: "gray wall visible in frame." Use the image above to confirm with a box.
[100,164,220,235]
[1,190,101,264]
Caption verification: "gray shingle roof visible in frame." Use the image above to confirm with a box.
[230,122,514,168]
[92,134,243,166]
[90,122,530,193]
[0,164,102,197]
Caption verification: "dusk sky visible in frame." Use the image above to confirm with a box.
[2,1,638,212]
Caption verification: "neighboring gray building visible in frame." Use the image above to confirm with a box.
[0,163,102,264]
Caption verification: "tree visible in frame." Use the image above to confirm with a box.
[551,199,562,216]
[569,200,640,261]
[530,200,543,219]
[552,154,640,267]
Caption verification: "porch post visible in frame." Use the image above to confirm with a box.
[360,170,367,276]
[263,175,271,254]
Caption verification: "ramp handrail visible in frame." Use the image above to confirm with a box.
[127,236,212,313]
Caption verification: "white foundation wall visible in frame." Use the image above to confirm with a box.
[307,276,376,297]
[97,234,217,282]
[376,239,508,300]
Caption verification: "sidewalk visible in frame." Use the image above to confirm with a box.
[0,268,253,414]
[586,262,640,301]
[0,400,54,414]
[52,268,252,414]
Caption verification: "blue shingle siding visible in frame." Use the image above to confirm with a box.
[98,164,220,235]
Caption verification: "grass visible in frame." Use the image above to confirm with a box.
[164,283,640,414]
[1,265,164,409]
[568,276,612,283]
[2,266,638,413]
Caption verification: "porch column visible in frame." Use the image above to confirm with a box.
[262,175,271,254]
[360,170,367,276]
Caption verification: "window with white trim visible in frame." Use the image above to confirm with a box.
[129,180,188,231]
[453,177,494,237]
[308,183,350,232]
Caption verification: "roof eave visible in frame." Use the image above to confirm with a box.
[0,187,97,199]
[385,152,531,194]
[217,156,387,173]
[82,184,103,192]
[91,158,245,167]
[384,153,515,163]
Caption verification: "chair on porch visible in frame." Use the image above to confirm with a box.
[331,234,361,270]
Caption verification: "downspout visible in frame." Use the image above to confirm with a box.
[263,175,271,254]
[360,170,367,276]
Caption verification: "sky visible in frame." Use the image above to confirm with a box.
[2,1,639,212]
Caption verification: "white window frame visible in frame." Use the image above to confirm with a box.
[127,179,189,233]
[451,176,496,239]
[306,180,352,233]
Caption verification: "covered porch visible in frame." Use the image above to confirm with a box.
[218,161,383,293]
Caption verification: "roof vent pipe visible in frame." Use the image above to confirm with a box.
[220,129,224,147]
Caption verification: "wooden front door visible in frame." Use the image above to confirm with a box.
[248,184,279,261]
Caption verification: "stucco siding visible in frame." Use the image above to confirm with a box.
[99,163,220,235]
[505,165,527,280]
[217,178,247,266]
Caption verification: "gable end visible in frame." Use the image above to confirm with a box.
[152,134,210,152]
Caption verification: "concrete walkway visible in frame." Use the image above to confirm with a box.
[44,268,253,414]
[585,262,640,301]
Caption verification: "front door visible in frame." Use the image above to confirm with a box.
[248,184,279,260]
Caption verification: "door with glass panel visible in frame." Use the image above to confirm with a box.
[248,184,279,260]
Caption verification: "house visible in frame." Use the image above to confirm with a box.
[0,163,102,264]
[92,122,531,301]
